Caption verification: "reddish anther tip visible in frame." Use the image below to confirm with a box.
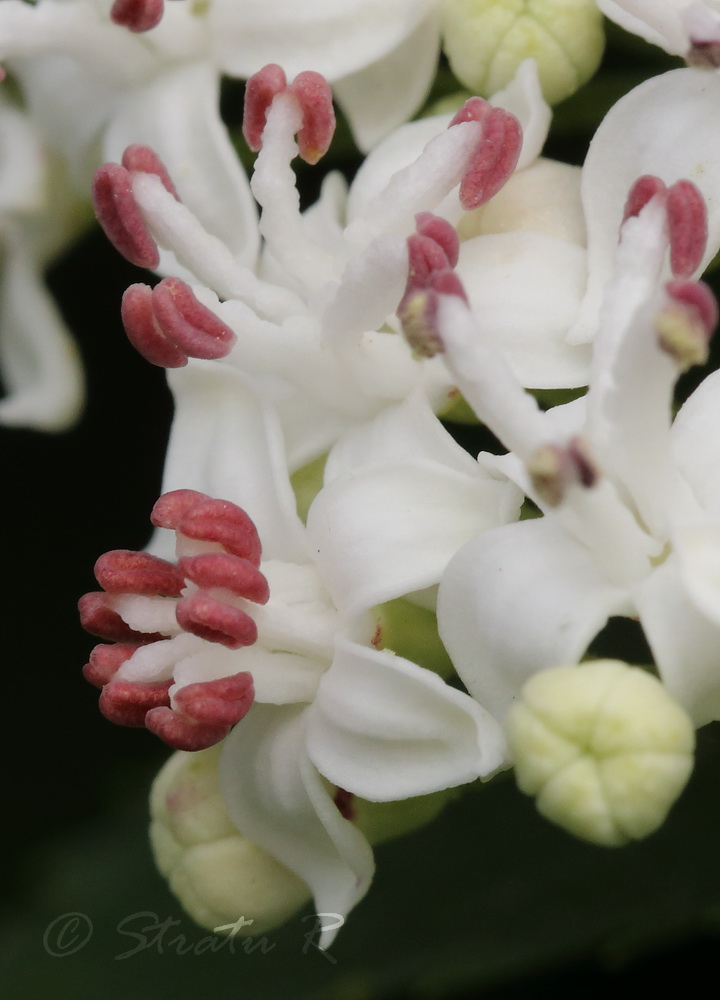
[151,277,236,360]
[667,179,708,279]
[178,553,270,604]
[174,672,255,726]
[151,489,210,530]
[122,144,180,200]
[405,234,455,294]
[415,213,459,268]
[175,591,259,648]
[333,787,356,822]
[99,678,172,727]
[243,64,288,152]
[459,107,522,210]
[94,549,186,596]
[449,96,491,127]
[666,279,719,335]
[83,642,144,688]
[288,71,335,164]
[79,591,159,642]
[622,175,667,224]
[145,706,232,751]
[111,0,164,32]
[178,498,263,565]
[92,163,160,269]
[121,283,189,368]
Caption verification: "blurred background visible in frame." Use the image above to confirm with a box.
[3,24,720,999]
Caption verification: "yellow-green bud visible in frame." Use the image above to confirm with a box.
[150,746,311,934]
[442,0,605,105]
[507,660,695,847]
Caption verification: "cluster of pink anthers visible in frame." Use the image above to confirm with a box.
[80,490,268,752]
[110,0,183,33]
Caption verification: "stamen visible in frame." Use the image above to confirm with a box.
[92,163,160,269]
[528,437,598,507]
[684,4,720,67]
[99,678,171,727]
[450,100,522,211]
[178,553,270,604]
[111,0,164,32]
[83,642,145,688]
[121,283,189,369]
[175,591,259,648]
[656,280,717,371]
[622,175,666,224]
[177,497,263,565]
[94,549,186,596]
[666,179,707,279]
[243,64,288,152]
[287,71,335,165]
[122,145,180,200]
[79,592,163,642]
[399,271,469,360]
[151,277,237,360]
[145,673,255,751]
[151,489,209,530]
[415,213,460,268]
[333,787,357,822]
[243,64,335,164]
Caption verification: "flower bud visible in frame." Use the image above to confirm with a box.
[150,746,310,933]
[507,660,694,846]
[442,0,605,105]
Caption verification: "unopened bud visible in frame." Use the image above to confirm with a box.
[150,746,310,933]
[507,660,695,847]
[442,0,605,105]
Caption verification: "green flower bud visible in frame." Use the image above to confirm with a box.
[442,0,605,105]
[150,746,311,934]
[507,660,695,847]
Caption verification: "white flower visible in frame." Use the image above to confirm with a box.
[432,173,720,731]
[80,369,506,941]
[597,0,720,64]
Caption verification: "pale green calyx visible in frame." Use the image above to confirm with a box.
[150,746,310,934]
[441,0,605,105]
[507,660,695,847]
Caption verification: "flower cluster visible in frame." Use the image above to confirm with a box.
[7,0,720,950]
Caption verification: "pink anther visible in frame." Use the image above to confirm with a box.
[151,277,236,360]
[178,553,270,604]
[667,179,708,279]
[94,549,186,596]
[456,106,523,211]
[243,64,288,152]
[144,673,254,750]
[121,284,189,369]
[406,234,455,293]
[79,591,162,642]
[415,213,459,268]
[83,642,144,688]
[622,175,667,224]
[666,279,719,336]
[177,497,263,565]
[449,97,491,128]
[288,71,335,165]
[175,591,259,648]
[333,787,356,822]
[151,489,209,531]
[92,163,160,269]
[111,0,164,32]
[122,144,180,200]
[99,678,172,727]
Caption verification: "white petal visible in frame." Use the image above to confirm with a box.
[209,0,435,81]
[635,555,720,726]
[671,368,720,510]
[306,638,506,800]
[572,68,720,344]
[161,362,308,562]
[333,11,440,151]
[0,237,84,430]
[438,518,632,720]
[456,231,590,388]
[219,704,374,947]
[596,0,694,54]
[103,62,258,268]
[308,456,520,616]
